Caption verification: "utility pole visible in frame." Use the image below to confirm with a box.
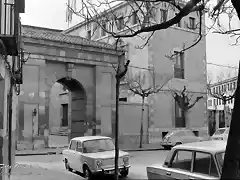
[114,59,130,180]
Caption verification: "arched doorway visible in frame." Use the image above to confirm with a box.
[49,77,87,144]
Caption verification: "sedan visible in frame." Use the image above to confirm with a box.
[147,140,226,179]
[62,136,130,179]
[161,129,203,150]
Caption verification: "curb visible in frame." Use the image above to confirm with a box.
[123,148,164,152]
[15,152,62,156]
[15,148,164,156]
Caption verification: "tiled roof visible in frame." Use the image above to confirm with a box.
[22,25,118,50]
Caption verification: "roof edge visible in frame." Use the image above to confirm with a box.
[22,24,63,32]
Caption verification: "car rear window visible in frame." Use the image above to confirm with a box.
[214,129,226,135]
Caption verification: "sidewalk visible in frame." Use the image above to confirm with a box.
[10,166,80,180]
[15,143,163,156]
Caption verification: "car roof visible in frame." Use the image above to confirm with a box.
[217,127,228,130]
[173,140,227,153]
[71,136,111,142]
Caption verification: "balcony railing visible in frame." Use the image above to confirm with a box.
[0,0,25,56]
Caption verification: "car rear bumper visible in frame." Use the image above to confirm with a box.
[95,165,130,175]
[160,142,173,147]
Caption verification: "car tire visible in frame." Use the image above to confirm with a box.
[64,159,72,172]
[83,165,93,180]
[120,168,129,178]
[175,142,182,146]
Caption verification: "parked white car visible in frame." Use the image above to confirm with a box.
[211,128,229,141]
[147,140,226,179]
[161,129,203,150]
[62,136,130,179]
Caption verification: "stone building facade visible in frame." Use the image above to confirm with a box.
[63,1,208,141]
[16,25,124,147]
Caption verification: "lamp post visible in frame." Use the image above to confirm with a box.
[32,108,37,150]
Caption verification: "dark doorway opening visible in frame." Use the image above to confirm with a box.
[61,104,68,127]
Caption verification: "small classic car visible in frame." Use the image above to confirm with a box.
[62,136,130,179]
[147,140,226,179]
[161,129,203,150]
[211,128,229,141]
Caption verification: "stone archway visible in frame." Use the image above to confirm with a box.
[56,77,87,141]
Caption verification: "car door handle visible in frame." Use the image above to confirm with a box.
[189,177,195,180]
[166,172,171,176]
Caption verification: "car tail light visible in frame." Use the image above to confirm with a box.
[123,156,129,165]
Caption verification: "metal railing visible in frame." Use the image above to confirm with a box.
[0,0,15,36]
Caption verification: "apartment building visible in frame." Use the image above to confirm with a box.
[63,1,207,140]
[0,0,25,179]
[208,76,236,130]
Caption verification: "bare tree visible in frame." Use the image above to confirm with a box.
[66,0,240,50]
[207,73,235,127]
[111,56,130,180]
[123,70,172,148]
[170,86,203,127]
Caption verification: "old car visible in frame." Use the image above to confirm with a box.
[161,129,203,150]
[62,136,130,179]
[147,140,226,179]
[211,128,229,141]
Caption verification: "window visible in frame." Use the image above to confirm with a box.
[171,150,193,171]
[185,130,195,137]
[117,16,124,30]
[174,51,184,79]
[213,87,215,93]
[214,99,216,106]
[216,152,225,173]
[175,131,186,136]
[160,9,168,23]
[231,98,233,104]
[108,20,113,32]
[132,11,138,25]
[175,13,181,27]
[82,139,115,153]
[70,140,77,150]
[76,141,82,152]
[86,30,91,40]
[175,101,185,127]
[208,100,212,107]
[193,152,219,177]
[189,17,195,30]
[101,22,106,36]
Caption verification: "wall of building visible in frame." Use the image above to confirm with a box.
[0,56,18,180]
[148,26,207,135]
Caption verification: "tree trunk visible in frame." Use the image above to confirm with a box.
[139,96,145,148]
[223,101,226,127]
[114,78,120,180]
[221,61,240,179]
[181,108,186,128]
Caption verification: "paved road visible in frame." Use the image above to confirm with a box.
[13,150,169,180]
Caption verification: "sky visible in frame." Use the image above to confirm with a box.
[20,0,240,82]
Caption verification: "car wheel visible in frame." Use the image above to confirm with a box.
[175,142,182,146]
[64,159,72,172]
[83,166,93,180]
[120,168,129,178]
